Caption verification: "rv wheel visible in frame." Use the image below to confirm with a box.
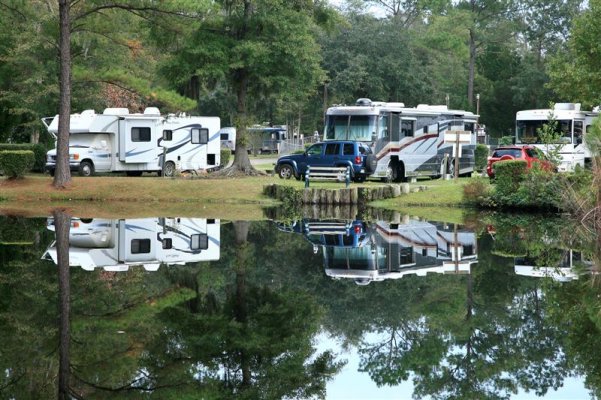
[78,161,95,177]
[162,161,176,177]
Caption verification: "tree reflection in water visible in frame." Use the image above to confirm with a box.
[53,209,72,400]
[3,214,601,398]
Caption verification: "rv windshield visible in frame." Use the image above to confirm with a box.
[325,115,377,141]
[516,119,572,144]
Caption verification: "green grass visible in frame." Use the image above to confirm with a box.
[0,173,470,220]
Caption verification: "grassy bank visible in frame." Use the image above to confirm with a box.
[0,173,470,219]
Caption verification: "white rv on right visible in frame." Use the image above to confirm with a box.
[515,103,599,172]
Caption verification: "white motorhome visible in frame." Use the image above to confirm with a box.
[515,103,599,172]
[324,99,478,181]
[42,107,221,177]
[42,217,220,271]
[218,127,236,153]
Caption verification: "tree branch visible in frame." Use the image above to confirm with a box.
[74,4,200,22]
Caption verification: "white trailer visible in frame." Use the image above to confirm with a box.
[42,217,220,271]
[515,103,599,172]
[42,107,221,177]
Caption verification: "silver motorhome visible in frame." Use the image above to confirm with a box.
[324,99,478,181]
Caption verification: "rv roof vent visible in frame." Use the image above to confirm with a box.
[554,103,581,111]
[386,102,405,108]
[103,108,129,115]
[356,98,372,106]
[416,104,448,111]
[143,107,161,115]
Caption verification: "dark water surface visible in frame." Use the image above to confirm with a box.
[0,211,599,399]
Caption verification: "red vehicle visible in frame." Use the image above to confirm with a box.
[486,145,555,179]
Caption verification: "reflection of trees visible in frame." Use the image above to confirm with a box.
[60,220,340,398]
[129,220,342,398]
[54,210,72,399]
[347,216,575,399]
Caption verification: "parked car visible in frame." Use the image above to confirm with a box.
[275,141,376,182]
[486,145,555,179]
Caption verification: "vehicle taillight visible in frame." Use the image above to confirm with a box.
[354,225,361,234]
[354,156,362,164]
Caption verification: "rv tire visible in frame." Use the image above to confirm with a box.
[382,162,397,183]
[162,161,176,177]
[78,161,95,177]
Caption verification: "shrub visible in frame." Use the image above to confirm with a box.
[463,177,493,206]
[475,144,489,172]
[491,160,527,206]
[0,150,35,179]
[220,149,231,167]
[0,143,47,172]
[515,166,562,209]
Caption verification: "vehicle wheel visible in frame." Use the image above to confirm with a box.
[126,171,143,177]
[80,218,93,224]
[78,161,95,177]
[382,162,397,183]
[48,169,55,177]
[278,164,294,179]
[162,161,176,177]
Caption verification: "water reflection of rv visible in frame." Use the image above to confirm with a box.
[325,220,477,284]
[278,217,478,284]
[514,250,592,282]
[42,218,220,271]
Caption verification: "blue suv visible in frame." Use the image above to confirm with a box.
[275,141,376,182]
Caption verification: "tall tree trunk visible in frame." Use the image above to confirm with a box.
[215,0,259,176]
[54,0,71,188]
[467,28,476,109]
[232,72,254,171]
[53,209,71,399]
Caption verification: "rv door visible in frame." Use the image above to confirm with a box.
[117,219,158,263]
[119,118,158,163]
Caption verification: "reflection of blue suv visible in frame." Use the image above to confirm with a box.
[275,141,376,182]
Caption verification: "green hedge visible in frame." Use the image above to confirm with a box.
[0,150,35,178]
[220,149,231,167]
[0,143,47,172]
[475,144,489,172]
[494,160,527,192]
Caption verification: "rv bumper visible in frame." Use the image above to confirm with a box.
[45,162,80,175]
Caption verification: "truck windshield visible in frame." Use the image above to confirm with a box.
[516,119,572,144]
[325,115,377,141]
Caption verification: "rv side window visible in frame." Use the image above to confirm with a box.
[131,239,151,254]
[401,120,414,137]
[163,130,173,141]
[192,128,209,144]
[220,133,229,141]
[162,238,172,249]
[132,127,151,142]
[191,234,209,250]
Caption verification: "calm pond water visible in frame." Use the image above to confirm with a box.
[0,210,599,399]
